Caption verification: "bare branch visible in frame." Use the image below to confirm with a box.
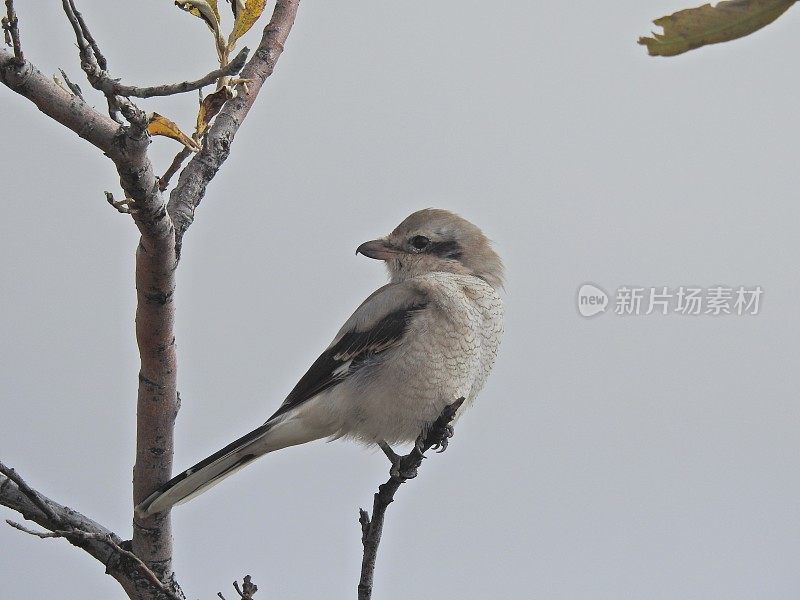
[0,463,182,599]
[114,47,249,98]
[5,520,184,600]
[159,147,194,192]
[357,398,465,600]
[57,68,84,100]
[168,0,301,254]
[68,0,106,69]
[0,462,60,525]
[2,3,302,598]
[2,36,177,588]
[0,48,118,152]
[2,0,22,65]
[61,0,147,132]
[59,6,182,591]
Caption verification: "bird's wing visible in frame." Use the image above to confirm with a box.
[267,281,429,421]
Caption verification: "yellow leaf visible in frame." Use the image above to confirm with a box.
[147,113,200,150]
[175,0,221,34]
[228,0,268,46]
[195,87,235,137]
[638,0,796,57]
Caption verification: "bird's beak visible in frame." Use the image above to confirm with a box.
[356,239,400,260]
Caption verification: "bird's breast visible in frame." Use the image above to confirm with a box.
[337,273,503,444]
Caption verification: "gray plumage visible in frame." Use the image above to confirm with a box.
[136,209,504,517]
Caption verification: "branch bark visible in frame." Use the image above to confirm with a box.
[0,48,118,152]
[357,398,465,600]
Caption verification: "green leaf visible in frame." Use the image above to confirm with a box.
[638,0,796,57]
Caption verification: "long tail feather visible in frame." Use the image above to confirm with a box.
[135,414,327,516]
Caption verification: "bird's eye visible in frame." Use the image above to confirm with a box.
[409,235,430,251]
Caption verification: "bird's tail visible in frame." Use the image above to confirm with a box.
[135,415,324,517]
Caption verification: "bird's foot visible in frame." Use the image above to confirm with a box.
[380,440,419,480]
[426,421,455,454]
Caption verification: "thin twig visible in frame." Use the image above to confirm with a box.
[58,68,84,100]
[357,398,465,600]
[69,0,105,69]
[2,0,22,64]
[0,461,60,526]
[5,520,183,600]
[61,0,94,71]
[105,191,134,213]
[61,0,147,130]
[218,575,258,600]
[158,147,194,192]
[116,47,249,98]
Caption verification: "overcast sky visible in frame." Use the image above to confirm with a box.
[2,1,800,598]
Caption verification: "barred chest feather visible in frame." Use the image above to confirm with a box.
[332,272,504,444]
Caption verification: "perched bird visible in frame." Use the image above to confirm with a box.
[136,209,504,517]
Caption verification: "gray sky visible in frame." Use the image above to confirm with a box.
[2,1,800,598]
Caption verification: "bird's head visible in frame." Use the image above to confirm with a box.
[356,208,504,290]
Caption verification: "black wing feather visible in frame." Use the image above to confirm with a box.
[267,302,427,421]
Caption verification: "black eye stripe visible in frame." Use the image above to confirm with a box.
[409,235,430,250]
[429,240,462,259]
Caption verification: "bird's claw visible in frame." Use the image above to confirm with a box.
[428,423,455,453]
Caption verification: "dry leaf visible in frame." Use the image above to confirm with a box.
[148,112,200,150]
[195,87,235,137]
[229,0,267,46]
[639,0,796,56]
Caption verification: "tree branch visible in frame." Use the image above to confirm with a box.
[167,0,301,254]
[0,48,118,153]
[1,3,302,597]
[110,47,250,99]
[0,462,182,599]
[2,21,179,597]
[159,147,194,192]
[60,4,184,593]
[67,0,106,70]
[357,398,465,600]
[61,0,146,129]
[2,0,22,64]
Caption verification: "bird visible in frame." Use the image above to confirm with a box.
[135,208,504,517]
